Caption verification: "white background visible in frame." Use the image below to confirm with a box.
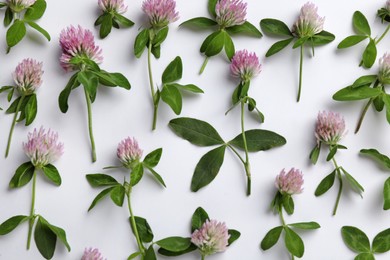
[0,0,390,259]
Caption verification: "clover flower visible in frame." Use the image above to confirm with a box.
[117,137,143,168]
[7,0,36,12]
[315,111,346,145]
[59,25,103,72]
[23,127,64,168]
[293,2,324,38]
[191,219,230,256]
[81,247,106,260]
[378,53,390,85]
[215,0,247,28]
[142,0,179,28]
[98,0,127,14]
[230,50,261,82]
[13,58,43,95]
[275,168,304,195]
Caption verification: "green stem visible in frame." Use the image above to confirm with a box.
[376,24,390,45]
[5,95,25,158]
[355,98,373,134]
[147,39,158,130]
[199,56,209,75]
[278,204,286,227]
[84,88,97,162]
[240,100,251,196]
[297,45,304,102]
[201,254,206,260]
[331,155,343,216]
[127,186,145,256]
[27,168,37,249]
[227,144,246,165]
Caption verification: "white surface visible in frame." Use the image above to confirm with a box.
[0,0,390,259]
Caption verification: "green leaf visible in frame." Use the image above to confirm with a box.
[284,227,304,257]
[25,93,37,126]
[88,187,115,211]
[293,37,308,49]
[156,237,192,252]
[153,27,168,47]
[86,174,118,187]
[372,228,390,253]
[191,207,209,232]
[228,229,240,245]
[352,75,377,88]
[311,31,335,46]
[105,72,131,90]
[282,195,294,215]
[374,94,385,112]
[7,88,14,101]
[353,11,371,36]
[9,161,35,188]
[191,146,226,192]
[383,177,390,210]
[260,19,292,36]
[134,29,149,58]
[229,129,286,152]
[289,222,321,230]
[362,39,377,68]
[260,226,283,250]
[180,17,217,28]
[0,215,29,235]
[151,45,160,58]
[310,145,321,165]
[333,86,382,101]
[94,14,104,26]
[201,30,225,57]
[224,31,235,60]
[144,165,166,187]
[26,21,50,41]
[158,244,197,256]
[39,217,71,252]
[200,30,219,53]
[114,13,134,27]
[99,13,112,38]
[130,163,144,187]
[110,185,125,206]
[226,21,262,37]
[6,20,26,48]
[341,226,371,253]
[78,71,98,99]
[128,252,141,260]
[161,84,182,115]
[167,83,204,93]
[24,0,46,20]
[265,38,294,57]
[145,245,156,260]
[133,216,154,243]
[42,164,61,186]
[360,148,390,169]
[355,253,375,260]
[383,94,390,124]
[59,72,79,113]
[169,117,225,146]
[4,7,13,27]
[326,146,337,161]
[338,35,368,49]
[208,0,218,18]
[143,148,162,168]
[162,56,182,84]
[315,169,336,196]
[34,217,57,259]
[340,167,364,194]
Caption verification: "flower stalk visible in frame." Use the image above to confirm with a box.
[297,45,304,102]
[26,168,37,249]
[126,184,145,256]
[84,88,97,162]
[5,95,25,157]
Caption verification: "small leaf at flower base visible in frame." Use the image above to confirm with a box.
[191,207,209,232]
[145,245,156,260]
[39,217,71,252]
[200,31,220,53]
[180,17,217,28]
[338,35,368,49]
[156,237,192,252]
[88,187,115,211]
[289,222,321,230]
[340,167,364,195]
[7,88,14,102]
[372,228,390,253]
[311,31,335,46]
[6,96,25,114]
[59,72,79,113]
[355,253,375,260]
[26,21,50,41]
[94,15,104,26]
[260,19,292,36]
[360,149,390,170]
[309,145,321,165]
[143,148,162,167]
[362,39,377,68]
[203,31,225,57]
[282,195,294,215]
[374,94,385,112]
[144,165,166,187]
[110,185,125,207]
[353,11,371,36]
[158,244,197,256]
[112,19,119,29]
[226,21,262,38]
[383,177,390,210]
[223,31,235,60]
[352,75,377,88]
[284,227,304,258]
[169,117,225,146]
[132,216,154,243]
[382,94,390,124]
[4,7,13,27]
[292,37,308,49]
[86,174,118,187]
[332,86,382,101]
[208,0,218,18]
[130,163,144,187]
[191,145,226,192]
[151,45,160,58]
[167,83,204,93]
[161,84,183,115]
[99,13,112,38]
[134,29,149,58]
[42,164,61,186]
[341,226,371,253]
[92,70,116,86]
[114,13,134,27]
[260,226,283,250]
[78,71,98,99]
[9,161,35,188]
[128,252,141,260]
[25,93,37,126]
[265,38,294,57]
[162,56,183,84]
[227,229,240,246]
[0,215,29,235]
[6,20,26,48]
[107,72,131,90]
[315,169,336,196]
[229,129,286,152]
[326,146,338,161]
[24,0,46,20]
[153,27,168,47]
[34,217,57,259]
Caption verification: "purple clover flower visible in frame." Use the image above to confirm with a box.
[117,137,143,168]
[315,111,346,145]
[7,0,36,12]
[98,0,127,14]
[293,2,324,38]
[379,53,390,84]
[81,247,106,260]
[59,25,103,72]
[23,127,64,168]
[191,219,230,256]
[230,50,261,82]
[275,168,304,195]
[142,0,179,28]
[215,0,247,28]
[13,58,43,95]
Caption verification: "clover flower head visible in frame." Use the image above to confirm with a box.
[7,0,36,12]
[13,58,43,95]
[98,0,127,14]
[315,111,346,145]
[142,0,179,28]
[191,219,230,256]
[215,0,247,28]
[117,137,143,168]
[275,168,304,195]
[293,2,324,37]
[59,25,103,72]
[230,50,261,82]
[23,127,64,168]
[378,53,390,85]
[81,247,106,260]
